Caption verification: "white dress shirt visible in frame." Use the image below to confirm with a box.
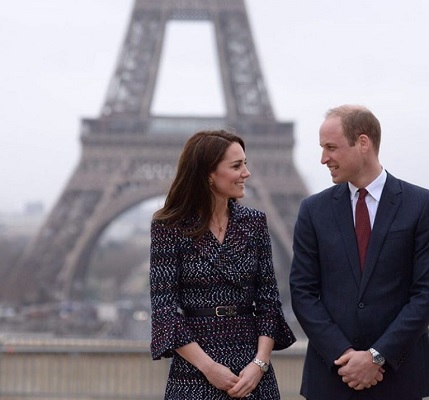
[349,168,387,228]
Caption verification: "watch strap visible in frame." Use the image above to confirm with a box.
[253,357,269,373]
[369,347,385,366]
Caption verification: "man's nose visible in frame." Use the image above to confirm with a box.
[320,150,329,165]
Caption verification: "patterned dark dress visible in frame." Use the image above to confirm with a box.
[150,200,296,399]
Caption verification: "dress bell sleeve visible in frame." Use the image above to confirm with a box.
[150,220,196,360]
[254,213,296,350]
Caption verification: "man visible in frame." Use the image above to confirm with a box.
[289,105,429,400]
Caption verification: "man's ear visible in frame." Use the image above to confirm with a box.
[358,134,370,152]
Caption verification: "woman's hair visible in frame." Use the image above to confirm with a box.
[153,129,245,238]
[325,105,381,154]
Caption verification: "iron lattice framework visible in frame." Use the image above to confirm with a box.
[3,0,307,304]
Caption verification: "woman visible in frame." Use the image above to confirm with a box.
[150,129,295,399]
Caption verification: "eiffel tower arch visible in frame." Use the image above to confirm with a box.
[3,0,307,305]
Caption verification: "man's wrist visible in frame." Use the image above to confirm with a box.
[369,347,385,366]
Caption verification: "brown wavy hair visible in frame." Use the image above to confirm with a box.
[153,129,245,238]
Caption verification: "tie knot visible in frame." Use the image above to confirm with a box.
[358,188,368,200]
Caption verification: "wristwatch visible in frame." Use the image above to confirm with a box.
[369,348,385,366]
[253,357,270,373]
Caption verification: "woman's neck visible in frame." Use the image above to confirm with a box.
[210,201,229,241]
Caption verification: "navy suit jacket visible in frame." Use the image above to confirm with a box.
[290,173,429,400]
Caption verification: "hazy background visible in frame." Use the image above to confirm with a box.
[1,0,429,214]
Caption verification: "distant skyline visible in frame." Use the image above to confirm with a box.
[1,0,429,213]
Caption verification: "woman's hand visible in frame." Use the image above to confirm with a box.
[176,342,240,391]
[227,361,262,398]
[202,361,240,392]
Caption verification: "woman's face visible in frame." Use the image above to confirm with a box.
[209,142,251,201]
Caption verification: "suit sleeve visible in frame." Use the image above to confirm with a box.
[372,191,429,371]
[289,199,352,369]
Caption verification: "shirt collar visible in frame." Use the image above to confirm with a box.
[348,168,387,202]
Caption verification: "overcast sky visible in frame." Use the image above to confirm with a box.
[1,0,429,214]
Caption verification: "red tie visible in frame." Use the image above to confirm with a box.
[355,188,371,271]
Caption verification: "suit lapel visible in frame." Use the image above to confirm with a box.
[332,184,362,286]
[359,174,402,295]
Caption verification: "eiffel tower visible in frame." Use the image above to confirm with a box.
[3,0,307,305]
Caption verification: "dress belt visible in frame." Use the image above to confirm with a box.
[182,305,255,317]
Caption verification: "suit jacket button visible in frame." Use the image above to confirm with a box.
[358,302,365,309]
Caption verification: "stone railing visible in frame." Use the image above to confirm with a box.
[0,336,305,400]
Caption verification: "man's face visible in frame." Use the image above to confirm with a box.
[319,116,364,185]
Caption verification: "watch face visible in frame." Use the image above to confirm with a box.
[253,358,269,372]
[374,354,384,365]
[369,348,385,366]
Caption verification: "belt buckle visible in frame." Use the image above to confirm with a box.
[215,305,237,317]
